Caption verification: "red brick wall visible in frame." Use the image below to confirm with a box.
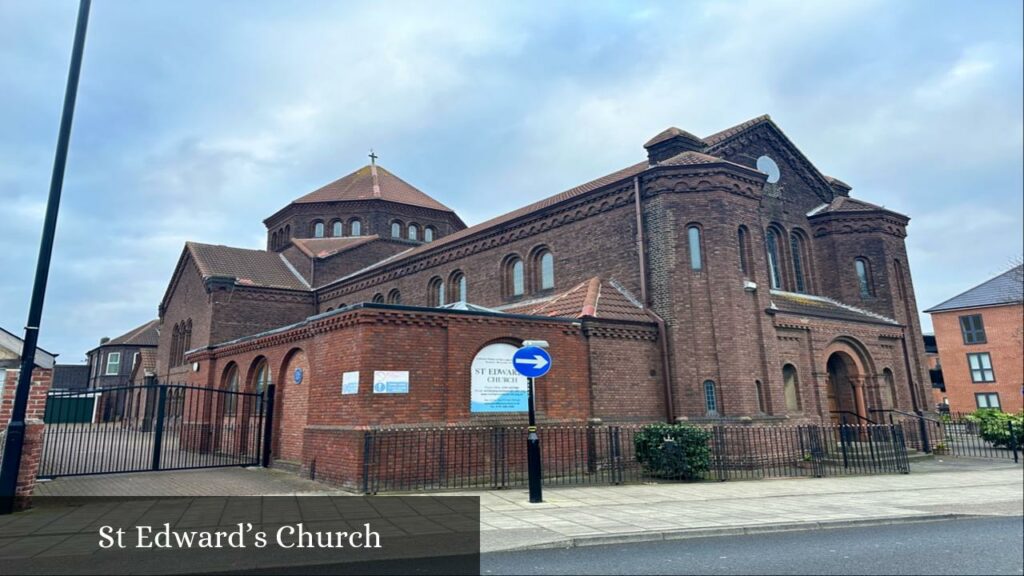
[932,304,1023,413]
[1,367,52,502]
[188,306,664,486]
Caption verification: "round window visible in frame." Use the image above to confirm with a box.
[756,155,781,184]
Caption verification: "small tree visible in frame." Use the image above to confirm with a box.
[633,423,711,481]
[964,409,1024,449]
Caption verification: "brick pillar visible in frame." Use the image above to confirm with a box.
[1,367,52,510]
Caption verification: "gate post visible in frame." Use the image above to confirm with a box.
[1008,420,1019,464]
[151,385,168,471]
[261,385,276,468]
[916,410,931,454]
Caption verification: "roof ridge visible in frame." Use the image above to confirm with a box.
[278,253,311,289]
[581,277,602,317]
[770,289,898,324]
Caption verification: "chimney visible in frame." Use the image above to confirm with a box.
[643,127,707,165]
[99,337,110,345]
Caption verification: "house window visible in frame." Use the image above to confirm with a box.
[687,226,702,271]
[737,226,751,275]
[371,293,384,303]
[391,221,402,238]
[349,219,362,236]
[449,271,466,303]
[959,314,986,345]
[790,232,807,293]
[855,258,873,297]
[967,352,995,383]
[975,393,1001,409]
[331,220,343,237]
[313,221,325,238]
[133,352,140,369]
[428,277,445,307]
[703,380,718,416]
[424,227,435,242]
[252,359,270,409]
[105,352,121,375]
[387,289,401,304]
[766,229,783,289]
[782,364,801,412]
[408,224,419,241]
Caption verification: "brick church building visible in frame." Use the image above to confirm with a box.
[156,115,932,481]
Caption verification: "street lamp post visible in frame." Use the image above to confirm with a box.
[0,0,91,515]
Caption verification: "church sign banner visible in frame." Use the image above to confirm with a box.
[471,343,528,413]
[341,371,359,395]
[373,371,409,394]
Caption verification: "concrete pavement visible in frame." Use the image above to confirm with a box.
[26,458,1024,556]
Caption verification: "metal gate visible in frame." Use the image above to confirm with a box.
[38,383,275,478]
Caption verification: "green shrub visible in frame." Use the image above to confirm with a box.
[963,409,1024,448]
[633,423,711,480]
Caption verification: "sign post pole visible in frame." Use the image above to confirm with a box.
[526,376,542,503]
[512,341,551,504]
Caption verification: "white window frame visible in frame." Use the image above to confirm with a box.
[105,352,121,376]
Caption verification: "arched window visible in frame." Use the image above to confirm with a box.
[428,277,445,307]
[312,221,325,238]
[530,247,555,291]
[183,319,192,360]
[424,227,435,242]
[687,225,703,271]
[449,271,466,303]
[504,257,525,298]
[283,225,291,244]
[766,228,783,289]
[391,221,402,238]
[252,359,270,410]
[222,364,239,416]
[783,364,801,412]
[387,289,401,304]
[371,293,384,303]
[349,219,362,236]
[271,231,278,250]
[755,380,767,414]
[703,380,719,416]
[408,224,419,241]
[790,232,808,293]
[738,226,751,275]
[893,259,907,299]
[331,220,343,237]
[881,368,897,409]
[171,324,181,366]
[855,258,873,296]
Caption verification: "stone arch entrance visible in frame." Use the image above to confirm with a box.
[823,339,873,426]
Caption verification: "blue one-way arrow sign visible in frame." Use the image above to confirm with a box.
[512,346,552,378]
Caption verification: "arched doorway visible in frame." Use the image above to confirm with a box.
[825,351,868,425]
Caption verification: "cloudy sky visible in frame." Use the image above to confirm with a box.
[1,0,1021,362]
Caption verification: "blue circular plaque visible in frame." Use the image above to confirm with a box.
[293,367,303,384]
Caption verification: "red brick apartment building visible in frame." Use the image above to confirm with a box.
[154,115,935,481]
[925,265,1024,413]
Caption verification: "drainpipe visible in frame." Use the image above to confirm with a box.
[633,175,676,422]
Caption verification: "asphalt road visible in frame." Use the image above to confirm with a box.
[480,516,1024,575]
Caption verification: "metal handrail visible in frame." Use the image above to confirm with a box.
[868,408,942,425]
[829,410,876,425]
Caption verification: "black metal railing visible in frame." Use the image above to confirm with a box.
[872,409,1020,462]
[39,383,273,478]
[362,422,910,494]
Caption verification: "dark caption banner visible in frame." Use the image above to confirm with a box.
[0,496,480,575]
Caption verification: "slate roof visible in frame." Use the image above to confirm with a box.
[291,164,455,212]
[924,265,1024,313]
[292,236,380,260]
[187,242,308,290]
[499,278,650,323]
[769,290,899,325]
[106,319,160,347]
[52,364,90,390]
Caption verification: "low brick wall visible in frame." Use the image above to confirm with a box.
[1,368,53,509]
